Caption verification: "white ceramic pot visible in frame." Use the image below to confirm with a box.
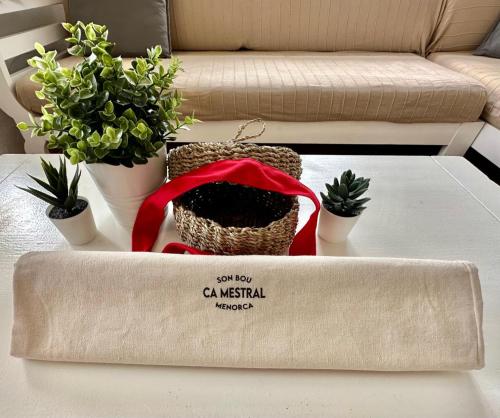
[317,204,360,243]
[85,148,167,229]
[46,196,97,245]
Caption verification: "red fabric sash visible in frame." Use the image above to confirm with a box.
[132,158,320,255]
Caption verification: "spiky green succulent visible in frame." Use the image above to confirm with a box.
[17,157,81,210]
[320,170,370,217]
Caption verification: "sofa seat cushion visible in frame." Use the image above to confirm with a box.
[16,51,487,123]
[428,52,500,129]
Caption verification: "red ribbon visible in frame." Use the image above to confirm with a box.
[132,158,320,255]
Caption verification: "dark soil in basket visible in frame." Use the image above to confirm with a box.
[178,183,294,228]
[48,199,88,219]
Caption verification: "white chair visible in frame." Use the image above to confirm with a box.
[0,0,66,153]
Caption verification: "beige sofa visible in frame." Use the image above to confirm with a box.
[2,0,500,155]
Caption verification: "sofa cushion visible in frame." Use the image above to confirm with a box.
[170,0,443,56]
[428,52,500,129]
[474,20,500,59]
[67,0,171,57]
[428,0,500,53]
[16,51,487,124]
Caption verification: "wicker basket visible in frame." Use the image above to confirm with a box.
[167,119,302,255]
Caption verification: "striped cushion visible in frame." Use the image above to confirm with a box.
[16,51,486,123]
[170,0,444,55]
[429,51,500,129]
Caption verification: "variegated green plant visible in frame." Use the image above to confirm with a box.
[17,21,197,167]
[321,170,371,217]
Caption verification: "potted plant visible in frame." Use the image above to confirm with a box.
[17,157,97,245]
[17,21,197,228]
[318,170,370,243]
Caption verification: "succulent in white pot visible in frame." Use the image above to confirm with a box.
[17,157,97,245]
[18,22,197,228]
[318,170,371,243]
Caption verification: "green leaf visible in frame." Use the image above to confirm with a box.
[68,165,81,197]
[67,148,85,164]
[354,197,371,205]
[338,183,348,199]
[124,70,138,85]
[118,116,129,131]
[77,140,87,151]
[79,89,94,100]
[327,193,344,203]
[349,187,369,199]
[68,45,84,56]
[34,42,45,55]
[340,171,347,186]
[45,50,57,61]
[101,53,113,66]
[17,122,29,131]
[88,131,101,147]
[40,158,59,188]
[65,37,79,44]
[122,108,137,122]
[84,25,97,41]
[62,22,74,33]
[135,58,148,76]
[137,122,147,133]
[104,101,114,114]
[74,27,82,41]
[325,183,336,196]
[17,186,61,207]
[27,174,58,196]
[100,66,114,78]
[94,147,110,159]
[58,157,68,192]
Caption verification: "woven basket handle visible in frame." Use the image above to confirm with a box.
[132,158,320,256]
[230,118,266,143]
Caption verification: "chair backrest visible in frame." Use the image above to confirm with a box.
[170,0,445,55]
[0,0,66,75]
[0,0,66,130]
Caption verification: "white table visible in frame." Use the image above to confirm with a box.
[1,154,500,418]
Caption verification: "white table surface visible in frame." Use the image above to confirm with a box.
[1,154,499,418]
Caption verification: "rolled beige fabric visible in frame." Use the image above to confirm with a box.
[11,251,484,371]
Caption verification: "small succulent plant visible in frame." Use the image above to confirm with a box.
[321,170,370,217]
[17,157,84,218]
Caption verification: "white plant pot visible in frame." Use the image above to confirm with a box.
[46,196,97,245]
[85,148,167,229]
[317,204,360,243]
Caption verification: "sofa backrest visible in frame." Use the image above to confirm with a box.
[59,0,500,55]
[428,0,500,53]
[170,0,445,55]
